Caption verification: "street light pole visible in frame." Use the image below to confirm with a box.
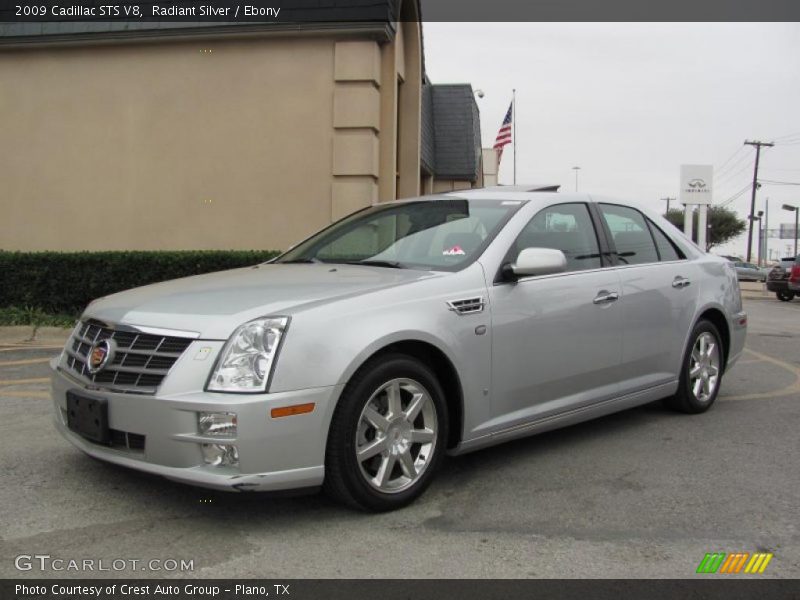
[756,211,764,267]
[572,166,581,192]
[749,214,762,265]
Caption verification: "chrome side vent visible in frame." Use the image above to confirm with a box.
[447,297,485,315]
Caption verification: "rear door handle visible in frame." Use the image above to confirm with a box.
[672,277,691,289]
[593,291,619,305]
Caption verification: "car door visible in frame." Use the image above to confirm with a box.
[746,263,762,281]
[486,202,623,433]
[595,203,698,394]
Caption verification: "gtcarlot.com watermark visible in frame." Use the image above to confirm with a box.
[14,554,194,572]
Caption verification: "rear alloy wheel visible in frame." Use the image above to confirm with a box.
[666,320,724,414]
[776,290,794,302]
[324,354,447,511]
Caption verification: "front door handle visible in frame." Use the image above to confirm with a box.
[593,291,619,305]
[672,277,691,289]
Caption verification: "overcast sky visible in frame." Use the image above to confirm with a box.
[423,23,800,260]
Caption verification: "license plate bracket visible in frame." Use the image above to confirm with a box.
[66,391,110,444]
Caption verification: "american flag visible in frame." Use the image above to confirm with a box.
[493,101,513,160]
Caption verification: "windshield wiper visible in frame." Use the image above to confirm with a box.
[280,258,322,264]
[342,260,404,269]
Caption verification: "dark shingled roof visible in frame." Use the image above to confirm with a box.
[420,83,436,175]
[424,83,482,181]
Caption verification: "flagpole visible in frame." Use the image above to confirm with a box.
[512,88,516,185]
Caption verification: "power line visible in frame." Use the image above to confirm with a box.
[715,151,752,180]
[716,145,748,172]
[716,158,754,188]
[773,131,800,141]
[759,179,800,186]
[719,183,752,208]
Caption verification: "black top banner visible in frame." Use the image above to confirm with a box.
[0,0,799,23]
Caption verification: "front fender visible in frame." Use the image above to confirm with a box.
[268,268,492,439]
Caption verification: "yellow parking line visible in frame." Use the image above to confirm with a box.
[0,390,50,399]
[0,345,63,352]
[0,357,52,367]
[724,348,800,401]
[0,377,49,385]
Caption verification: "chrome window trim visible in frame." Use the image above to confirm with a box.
[492,257,692,286]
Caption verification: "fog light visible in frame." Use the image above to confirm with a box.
[198,412,237,437]
[201,443,239,467]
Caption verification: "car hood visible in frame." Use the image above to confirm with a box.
[83,264,440,339]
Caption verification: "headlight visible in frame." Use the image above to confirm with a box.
[207,317,289,393]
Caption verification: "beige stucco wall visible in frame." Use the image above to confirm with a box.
[433,179,475,193]
[0,19,428,252]
[0,37,340,251]
[482,148,499,187]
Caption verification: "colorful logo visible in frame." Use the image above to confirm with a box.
[696,552,773,574]
[87,339,114,374]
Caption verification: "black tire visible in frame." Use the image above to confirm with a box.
[665,320,724,414]
[776,290,794,302]
[323,353,448,511]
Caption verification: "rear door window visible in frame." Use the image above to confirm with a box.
[598,204,659,265]
[647,220,684,261]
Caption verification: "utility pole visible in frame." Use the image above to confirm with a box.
[661,197,675,214]
[763,197,769,266]
[744,140,774,262]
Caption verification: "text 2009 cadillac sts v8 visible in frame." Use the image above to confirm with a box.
[51,188,747,511]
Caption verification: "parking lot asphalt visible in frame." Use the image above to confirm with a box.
[0,297,798,579]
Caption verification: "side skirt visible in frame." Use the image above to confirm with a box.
[449,380,678,456]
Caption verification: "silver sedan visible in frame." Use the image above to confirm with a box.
[50,188,747,511]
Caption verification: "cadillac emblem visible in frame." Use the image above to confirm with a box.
[86,339,115,374]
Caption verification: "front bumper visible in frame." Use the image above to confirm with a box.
[51,358,342,492]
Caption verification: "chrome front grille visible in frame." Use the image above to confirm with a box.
[64,320,194,394]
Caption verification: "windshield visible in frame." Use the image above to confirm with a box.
[275,199,523,271]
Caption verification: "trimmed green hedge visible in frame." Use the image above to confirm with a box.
[0,250,280,315]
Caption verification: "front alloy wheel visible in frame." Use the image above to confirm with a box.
[324,354,448,511]
[356,378,437,494]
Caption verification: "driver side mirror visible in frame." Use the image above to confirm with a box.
[505,247,568,280]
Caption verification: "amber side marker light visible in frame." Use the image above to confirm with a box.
[271,403,316,418]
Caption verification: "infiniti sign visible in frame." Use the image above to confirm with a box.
[680,165,713,206]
